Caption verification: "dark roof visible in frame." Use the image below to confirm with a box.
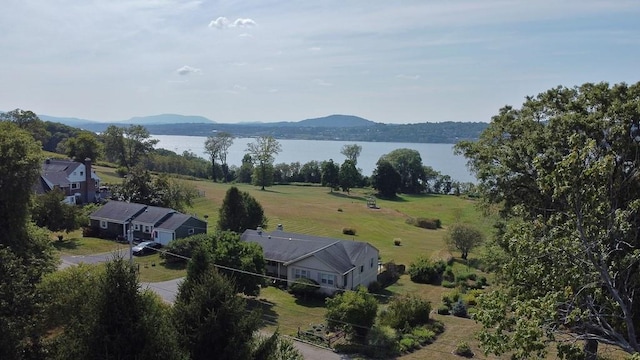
[241,229,376,274]
[156,213,196,231]
[90,201,147,223]
[131,205,175,224]
[42,159,80,176]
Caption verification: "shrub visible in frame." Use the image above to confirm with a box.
[451,300,468,318]
[342,227,357,235]
[366,325,400,358]
[411,327,436,345]
[454,341,474,357]
[467,273,477,281]
[399,337,418,353]
[289,277,320,299]
[415,217,441,229]
[424,319,445,334]
[437,305,450,315]
[477,276,488,287]
[380,295,431,330]
[115,166,128,177]
[443,267,455,281]
[408,257,446,284]
[393,238,402,246]
[337,208,343,212]
[442,289,461,306]
[441,280,456,288]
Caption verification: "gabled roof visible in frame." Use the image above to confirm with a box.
[155,213,203,231]
[42,159,81,176]
[89,201,147,223]
[131,205,175,225]
[241,229,377,274]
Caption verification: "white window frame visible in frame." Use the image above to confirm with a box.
[294,268,310,279]
[319,273,336,286]
[144,225,151,233]
[100,220,107,229]
[134,224,140,231]
[188,228,195,235]
[71,182,80,189]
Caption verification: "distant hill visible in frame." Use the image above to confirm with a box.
[295,114,377,127]
[123,114,215,125]
[39,114,100,127]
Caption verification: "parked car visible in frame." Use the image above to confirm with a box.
[132,241,162,256]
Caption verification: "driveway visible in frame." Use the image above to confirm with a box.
[60,251,348,360]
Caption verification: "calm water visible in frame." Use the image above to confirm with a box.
[152,135,475,183]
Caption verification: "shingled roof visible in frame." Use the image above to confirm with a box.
[90,201,147,223]
[241,229,374,275]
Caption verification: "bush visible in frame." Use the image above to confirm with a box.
[408,257,446,284]
[443,267,455,281]
[437,305,450,315]
[399,337,418,353]
[289,277,320,298]
[441,280,456,288]
[415,217,442,229]
[454,341,474,357]
[442,289,461,306]
[393,238,402,246]
[451,300,468,318]
[115,166,128,177]
[161,234,209,263]
[342,227,357,236]
[411,327,436,344]
[366,325,400,358]
[380,295,431,330]
[424,319,445,334]
[477,276,488,287]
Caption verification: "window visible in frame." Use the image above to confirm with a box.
[319,273,336,286]
[370,258,374,268]
[144,225,150,233]
[188,228,195,235]
[71,183,79,189]
[360,265,364,273]
[100,220,107,229]
[80,171,84,176]
[294,268,310,279]
[134,224,140,231]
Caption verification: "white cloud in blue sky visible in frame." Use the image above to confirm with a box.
[1,0,639,123]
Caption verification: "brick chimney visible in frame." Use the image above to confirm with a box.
[84,158,94,203]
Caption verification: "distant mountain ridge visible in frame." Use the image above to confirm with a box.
[29,112,487,143]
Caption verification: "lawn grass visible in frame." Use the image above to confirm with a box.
[134,253,187,282]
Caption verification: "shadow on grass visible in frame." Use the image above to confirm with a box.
[451,258,485,271]
[160,261,187,271]
[327,192,367,202]
[247,297,280,328]
[371,288,395,304]
[294,295,328,308]
[52,238,80,251]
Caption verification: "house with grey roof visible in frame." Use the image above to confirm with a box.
[89,200,207,245]
[35,158,100,204]
[241,228,380,294]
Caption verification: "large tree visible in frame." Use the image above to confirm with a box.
[321,159,340,192]
[341,144,362,166]
[63,131,102,162]
[101,125,126,164]
[0,122,56,358]
[246,136,282,190]
[204,132,234,182]
[325,286,378,341]
[371,159,401,198]
[217,186,266,233]
[455,82,640,358]
[443,223,484,260]
[173,246,262,360]
[379,148,426,194]
[0,108,50,146]
[31,188,84,234]
[339,160,360,194]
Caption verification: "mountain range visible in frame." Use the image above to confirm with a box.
[33,112,486,143]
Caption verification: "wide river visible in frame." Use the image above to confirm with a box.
[152,135,475,183]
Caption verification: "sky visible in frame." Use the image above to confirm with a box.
[2,1,639,124]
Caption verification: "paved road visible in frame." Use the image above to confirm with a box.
[61,252,347,360]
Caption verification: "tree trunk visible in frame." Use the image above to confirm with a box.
[584,339,598,360]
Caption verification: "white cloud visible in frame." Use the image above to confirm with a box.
[232,18,257,27]
[209,17,257,29]
[208,16,229,29]
[309,47,322,52]
[238,33,253,38]
[176,65,201,75]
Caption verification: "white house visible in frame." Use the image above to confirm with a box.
[241,228,380,294]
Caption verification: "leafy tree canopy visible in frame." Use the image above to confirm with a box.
[444,223,484,260]
[325,286,378,340]
[456,81,640,358]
